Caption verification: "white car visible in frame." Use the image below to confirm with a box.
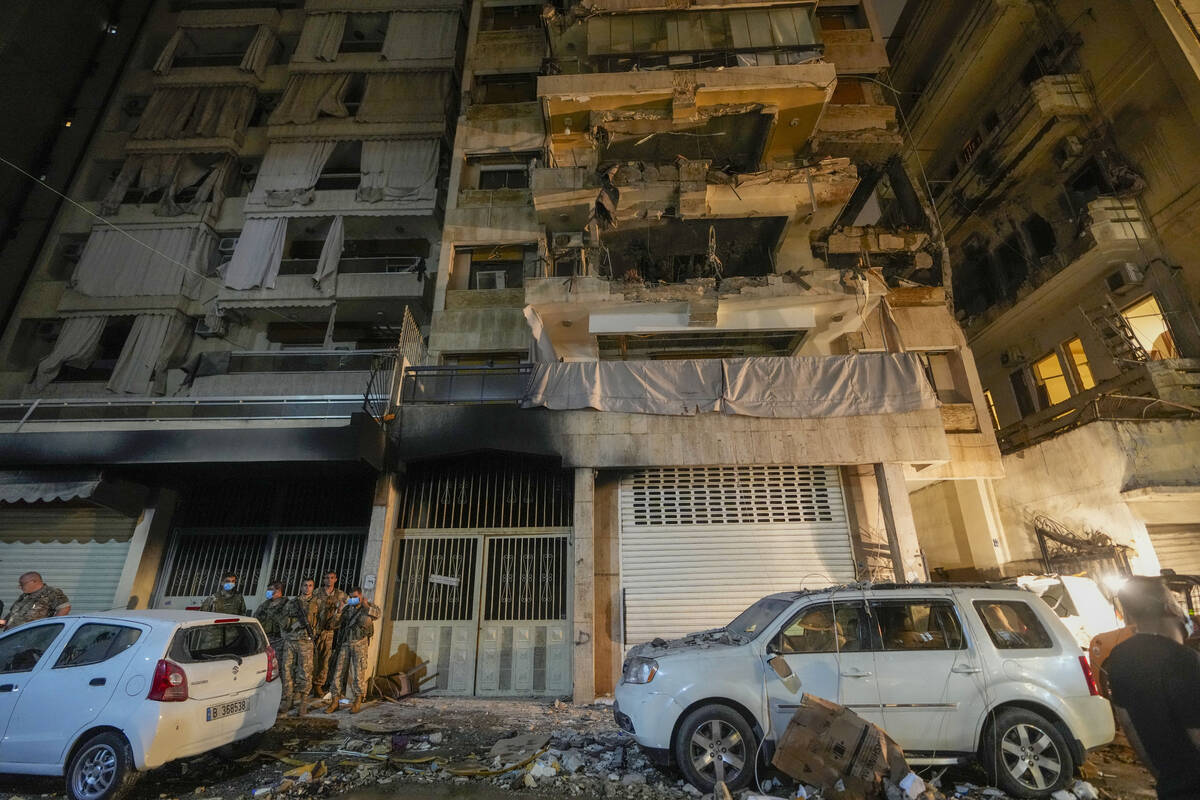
[0,610,281,800]
[614,584,1115,799]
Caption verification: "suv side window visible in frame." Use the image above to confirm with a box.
[773,602,871,654]
[974,600,1054,649]
[874,600,965,651]
[54,624,142,668]
[0,623,65,674]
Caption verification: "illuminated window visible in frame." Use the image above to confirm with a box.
[984,390,1000,430]
[1032,352,1071,408]
[1122,295,1179,360]
[1064,337,1095,391]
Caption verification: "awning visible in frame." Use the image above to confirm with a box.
[0,470,149,517]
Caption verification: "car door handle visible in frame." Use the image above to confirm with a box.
[840,669,872,678]
[89,678,106,686]
[0,684,14,692]
[951,664,982,674]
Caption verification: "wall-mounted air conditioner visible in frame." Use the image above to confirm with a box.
[999,347,1025,366]
[217,237,239,255]
[1106,262,1144,294]
[552,231,586,250]
[195,317,227,338]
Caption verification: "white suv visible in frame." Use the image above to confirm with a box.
[614,584,1114,799]
[0,610,281,800]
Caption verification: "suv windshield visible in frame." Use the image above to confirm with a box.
[725,597,792,642]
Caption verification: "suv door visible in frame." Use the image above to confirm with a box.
[765,597,882,738]
[871,597,986,753]
[0,621,70,763]
[5,621,149,765]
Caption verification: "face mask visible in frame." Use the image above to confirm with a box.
[265,590,275,599]
[347,597,360,606]
[223,582,235,591]
[1184,615,1196,638]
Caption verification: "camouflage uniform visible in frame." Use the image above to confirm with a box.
[280,595,319,699]
[5,584,70,630]
[313,587,346,692]
[199,588,247,616]
[330,600,380,702]
[253,596,289,658]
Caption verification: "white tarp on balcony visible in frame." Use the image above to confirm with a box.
[521,354,939,418]
[71,225,212,299]
[357,139,439,204]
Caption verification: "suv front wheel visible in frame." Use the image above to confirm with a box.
[673,704,758,793]
[980,707,1074,798]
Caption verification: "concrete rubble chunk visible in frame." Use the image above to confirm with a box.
[1070,781,1098,800]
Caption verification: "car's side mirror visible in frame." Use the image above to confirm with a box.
[768,654,801,694]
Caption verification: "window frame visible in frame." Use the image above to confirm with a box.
[1030,349,1071,409]
[53,623,143,669]
[769,600,876,655]
[870,598,967,652]
[972,599,1055,650]
[0,622,66,675]
[1062,336,1095,393]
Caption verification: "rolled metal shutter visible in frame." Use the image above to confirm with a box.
[619,465,856,646]
[1148,525,1200,576]
[0,506,137,613]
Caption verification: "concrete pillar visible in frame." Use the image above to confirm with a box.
[115,489,178,610]
[953,479,1010,575]
[874,463,926,583]
[362,472,401,674]
[573,467,596,704]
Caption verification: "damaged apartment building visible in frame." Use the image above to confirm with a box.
[889,0,1200,582]
[0,0,1005,703]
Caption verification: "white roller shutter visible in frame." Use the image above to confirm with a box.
[620,465,855,646]
[1148,525,1200,576]
[0,506,136,613]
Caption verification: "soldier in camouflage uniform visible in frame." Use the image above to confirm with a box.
[280,578,319,716]
[313,570,346,696]
[199,572,247,616]
[325,588,380,714]
[253,581,289,711]
[3,572,71,630]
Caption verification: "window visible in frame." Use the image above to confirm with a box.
[472,74,539,105]
[1122,295,1179,360]
[984,390,999,430]
[973,600,1053,649]
[772,602,871,654]
[1009,369,1036,418]
[54,624,142,669]
[168,623,266,663]
[315,141,362,191]
[874,601,964,651]
[170,26,260,69]
[0,624,64,674]
[341,13,388,53]
[56,317,134,383]
[1031,351,1071,408]
[726,597,791,640]
[481,5,543,31]
[1064,337,1094,391]
[916,351,966,403]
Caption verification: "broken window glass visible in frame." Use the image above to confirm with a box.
[773,602,870,654]
[873,601,965,651]
[973,600,1053,649]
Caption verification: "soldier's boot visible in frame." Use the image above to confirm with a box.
[295,694,308,716]
[325,695,341,714]
[350,696,363,714]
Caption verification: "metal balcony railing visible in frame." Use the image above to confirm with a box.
[0,396,365,426]
[227,350,388,374]
[399,364,533,405]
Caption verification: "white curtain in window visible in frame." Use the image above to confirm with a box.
[239,25,276,78]
[33,316,107,390]
[294,13,346,62]
[71,225,211,299]
[314,215,344,286]
[358,139,439,203]
[108,313,191,395]
[223,217,287,290]
[269,74,352,125]
[153,29,185,75]
[250,141,337,206]
[381,11,459,61]
[133,86,255,140]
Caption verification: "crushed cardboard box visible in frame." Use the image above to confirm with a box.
[771,694,910,800]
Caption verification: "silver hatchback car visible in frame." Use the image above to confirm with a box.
[614,584,1114,799]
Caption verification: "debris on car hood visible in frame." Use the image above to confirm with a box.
[627,627,739,657]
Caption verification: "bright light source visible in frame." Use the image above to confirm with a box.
[64,120,72,128]
[1103,574,1129,593]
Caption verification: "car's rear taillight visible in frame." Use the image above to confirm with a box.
[265,645,278,682]
[1079,654,1100,696]
[148,659,188,702]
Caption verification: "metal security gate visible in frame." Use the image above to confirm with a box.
[619,465,856,646]
[156,528,366,611]
[476,535,570,696]
[1148,524,1200,576]
[390,532,571,697]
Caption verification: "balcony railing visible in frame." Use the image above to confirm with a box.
[227,350,388,374]
[0,396,365,426]
[399,364,532,405]
[275,256,424,277]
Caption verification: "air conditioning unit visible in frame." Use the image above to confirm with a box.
[1106,262,1145,293]
[999,347,1025,366]
[1055,135,1085,170]
[239,162,259,177]
[217,237,239,255]
[195,317,227,339]
[553,231,586,249]
[474,270,506,290]
[61,242,85,263]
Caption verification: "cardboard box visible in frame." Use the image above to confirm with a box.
[771,694,910,800]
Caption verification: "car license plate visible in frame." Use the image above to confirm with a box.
[206,699,247,722]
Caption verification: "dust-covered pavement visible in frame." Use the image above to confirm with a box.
[0,697,1158,800]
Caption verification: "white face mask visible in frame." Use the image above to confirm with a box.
[1183,615,1195,638]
